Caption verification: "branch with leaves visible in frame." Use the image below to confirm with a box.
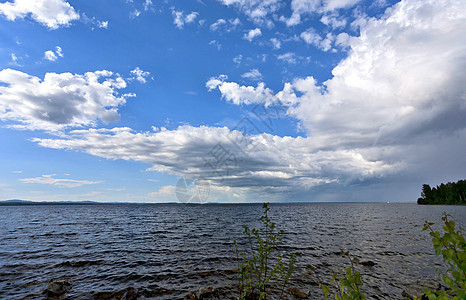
[233,203,296,300]
[320,251,365,300]
[421,213,465,299]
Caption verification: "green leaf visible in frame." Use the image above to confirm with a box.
[355,272,362,285]
[346,267,352,278]
[321,285,329,299]
[442,275,454,288]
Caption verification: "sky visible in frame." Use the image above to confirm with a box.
[0,0,465,203]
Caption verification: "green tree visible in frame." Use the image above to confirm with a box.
[417,180,466,205]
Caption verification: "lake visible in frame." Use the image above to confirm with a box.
[0,203,465,299]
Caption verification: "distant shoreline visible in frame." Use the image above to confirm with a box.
[0,200,437,206]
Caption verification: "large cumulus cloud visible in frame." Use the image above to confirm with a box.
[0,69,130,131]
[205,0,466,198]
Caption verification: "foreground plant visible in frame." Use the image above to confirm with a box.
[233,203,296,300]
[421,213,465,299]
[320,251,365,300]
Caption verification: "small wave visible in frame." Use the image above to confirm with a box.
[55,260,105,268]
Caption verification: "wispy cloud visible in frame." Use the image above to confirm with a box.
[276,52,299,64]
[301,29,334,52]
[209,40,222,50]
[216,0,280,26]
[107,188,126,191]
[285,0,361,26]
[270,38,281,49]
[9,53,22,66]
[20,174,102,188]
[172,10,199,29]
[241,69,262,81]
[210,17,240,32]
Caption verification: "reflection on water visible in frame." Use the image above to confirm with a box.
[0,203,464,299]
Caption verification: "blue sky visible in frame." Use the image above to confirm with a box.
[0,0,465,203]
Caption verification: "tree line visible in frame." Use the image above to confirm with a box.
[417,179,466,205]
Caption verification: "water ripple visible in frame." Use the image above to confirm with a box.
[0,203,464,299]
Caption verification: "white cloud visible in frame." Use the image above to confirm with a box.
[172,11,184,28]
[288,0,466,143]
[300,29,334,51]
[243,28,262,42]
[143,0,152,11]
[55,46,63,57]
[210,18,226,31]
[80,13,109,29]
[206,75,274,105]
[270,37,281,49]
[185,12,198,23]
[10,53,18,63]
[320,13,346,29]
[230,17,241,26]
[0,69,130,131]
[129,67,151,83]
[108,187,126,191]
[172,10,198,29]
[44,46,63,61]
[210,17,241,32]
[209,40,222,50]
[97,20,108,29]
[216,0,281,25]
[233,54,243,65]
[276,52,298,64]
[0,0,79,29]
[286,0,361,26]
[335,32,351,47]
[9,53,21,66]
[129,9,140,19]
[148,185,176,197]
[44,50,57,61]
[241,68,262,81]
[20,174,101,188]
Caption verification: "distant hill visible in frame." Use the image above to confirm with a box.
[0,200,103,206]
[417,179,466,205]
[2,199,30,203]
[0,200,187,205]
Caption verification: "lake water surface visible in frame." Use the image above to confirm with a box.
[0,203,465,299]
